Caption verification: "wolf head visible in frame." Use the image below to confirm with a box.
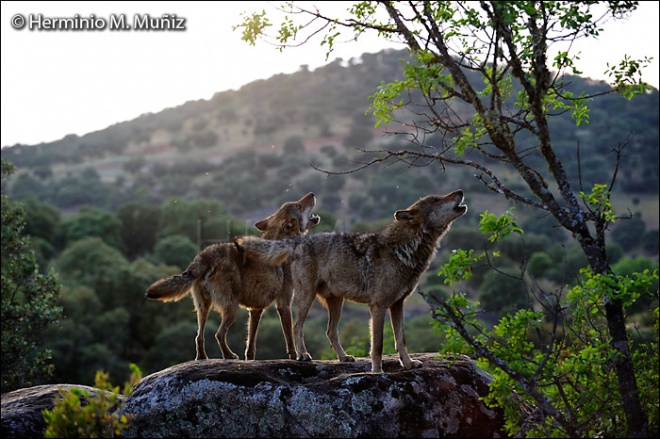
[393,190,467,231]
[255,192,321,239]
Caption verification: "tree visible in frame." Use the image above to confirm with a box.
[612,256,659,315]
[642,229,660,255]
[123,157,146,175]
[479,267,530,318]
[19,197,61,243]
[157,198,225,244]
[19,198,62,265]
[342,124,373,149]
[153,235,198,270]
[57,206,125,252]
[237,3,656,437]
[117,202,161,259]
[1,160,62,392]
[52,237,131,308]
[47,238,182,384]
[283,135,306,154]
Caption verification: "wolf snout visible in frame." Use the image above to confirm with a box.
[451,190,467,213]
[448,189,464,205]
[302,192,316,204]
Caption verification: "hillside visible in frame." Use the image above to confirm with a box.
[2,48,659,229]
[2,47,658,390]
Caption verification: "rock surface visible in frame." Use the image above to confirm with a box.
[1,383,105,438]
[2,353,515,438]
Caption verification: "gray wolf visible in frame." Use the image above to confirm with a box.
[236,190,467,373]
[145,192,320,361]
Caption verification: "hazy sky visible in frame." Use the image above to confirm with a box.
[2,1,658,148]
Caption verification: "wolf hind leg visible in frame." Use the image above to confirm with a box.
[323,295,355,362]
[215,305,240,360]
[193,290,212,360]
[245,308,264,360]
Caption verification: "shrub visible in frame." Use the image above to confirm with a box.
[43,364,142,438]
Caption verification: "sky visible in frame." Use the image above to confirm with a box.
[1,1,658,148]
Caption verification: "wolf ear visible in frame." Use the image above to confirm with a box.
[394,209,415,222]
[255,218,269,232]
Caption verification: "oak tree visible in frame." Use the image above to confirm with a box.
[237,2,657,437]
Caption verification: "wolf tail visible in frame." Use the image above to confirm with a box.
[235,236,295,266]
[145,268,198,302]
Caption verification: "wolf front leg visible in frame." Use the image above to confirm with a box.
[293,288,316,362]
[368,305,387,373]
[275,293,297,360]
[389,298,422,370]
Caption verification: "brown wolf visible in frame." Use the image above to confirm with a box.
[236,190,467,373]
[145,193,320,361]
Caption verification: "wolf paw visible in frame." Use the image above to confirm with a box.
[340,355,356,362]
[297,353,313,361]
[404,359,423,369]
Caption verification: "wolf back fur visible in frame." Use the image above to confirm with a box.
[237,190,467,373]
[145,193,320,361]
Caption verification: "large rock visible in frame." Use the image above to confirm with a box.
[2,353,518,438]
[123,353,512,438]
[1,383,106,438]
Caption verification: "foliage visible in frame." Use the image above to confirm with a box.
[283,136,306,154]
[43,256,188,384]
[479,209,523,243]
[479,267,530,316]
[144,320,206,368]
[57,206,125,252]
[43,363,142,438]
[235,2,656,436]
[579,184,617,223]
[18,197,61,243]
[116,202,161,259]
[157,197,226,243]
[426,210,659,437]
[1,159,62,392]
[153,234,198,269]
[52,237,131,297]
[642,230,660,255]
[342,125,374,149]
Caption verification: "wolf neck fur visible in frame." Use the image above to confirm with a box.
[385,222,449,274]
